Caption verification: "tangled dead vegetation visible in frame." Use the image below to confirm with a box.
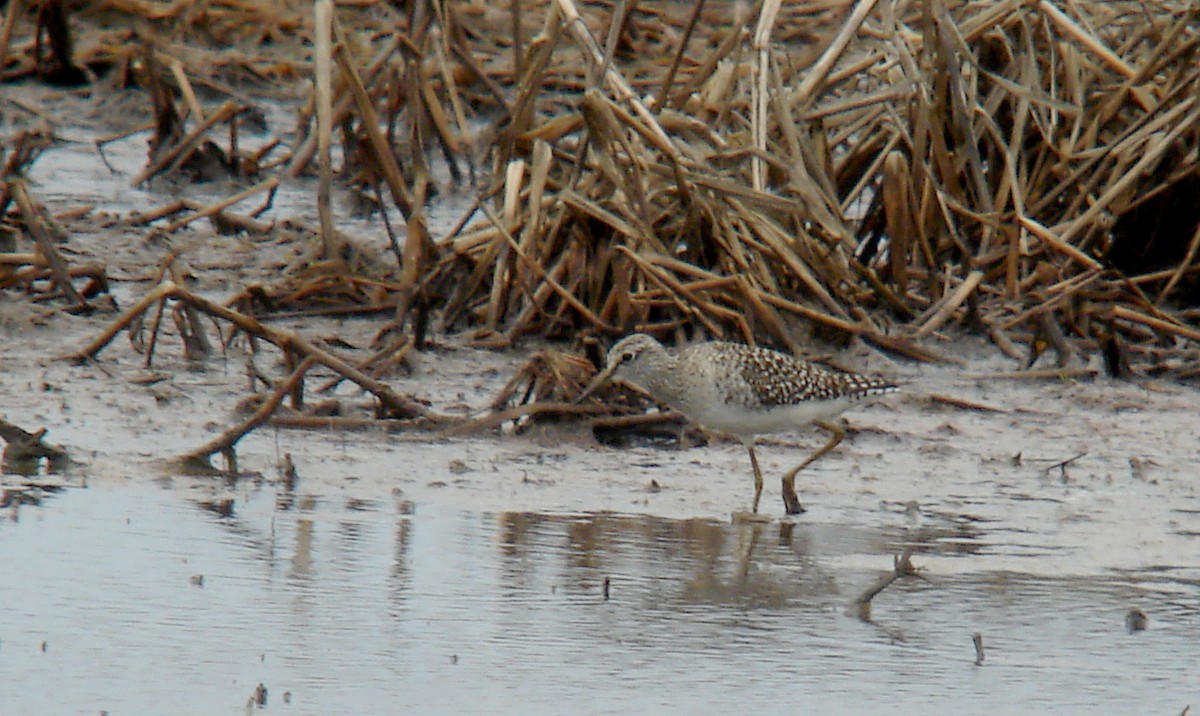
[3,0,1200,465]
[426,0,1200,377]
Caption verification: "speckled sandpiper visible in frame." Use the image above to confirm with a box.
[579,333,897,516]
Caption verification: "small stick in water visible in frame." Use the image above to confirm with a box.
[854,548,920,617]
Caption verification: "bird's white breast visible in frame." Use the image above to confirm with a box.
[684,396,856,437]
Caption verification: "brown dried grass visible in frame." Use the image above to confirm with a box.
[424,0,1200,375]
[4,0,1200,379]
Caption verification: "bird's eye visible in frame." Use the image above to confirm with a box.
[621,351,634,363]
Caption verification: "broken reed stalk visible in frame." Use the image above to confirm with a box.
[313,0,341,268]
[180,355,318,473]
[66,281,438,421]
[328,14,413,217]
[142,284,169,368]
[654,0,705,109]
[480,202,612,332]
[1037,0,1136,80]
[134,197,272,233]
[914,269,983,338]
[168,59,205,124]
[167,262,211,359]
[10,181,86,309]
[162,177,280,233]
[854,548,919,619]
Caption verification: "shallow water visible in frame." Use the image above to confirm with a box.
[1,483,1196,714]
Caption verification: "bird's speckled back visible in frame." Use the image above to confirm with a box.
[605,334,896,420]
[686,342,896,409]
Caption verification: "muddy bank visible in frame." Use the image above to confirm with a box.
[5,285,1200,583]
[0,78,1197,582]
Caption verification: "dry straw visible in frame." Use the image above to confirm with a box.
[420,0,1200,377]
[6,0,1196,375]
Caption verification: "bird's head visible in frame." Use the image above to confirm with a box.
[576,333,668,402]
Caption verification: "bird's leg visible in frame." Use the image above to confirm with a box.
[745,440,764,514]
[781,420,845,515]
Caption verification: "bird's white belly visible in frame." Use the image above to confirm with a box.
[685,397,854,437]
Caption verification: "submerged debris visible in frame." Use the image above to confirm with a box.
[854,547,922,621]
[1125,607,1149,633]
[0,417,70,474]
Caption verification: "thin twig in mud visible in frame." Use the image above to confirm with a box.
[1042,452,1086,478]
[927,394,1006,413]
[142,284,169,368]
[0,252,43,265]
[1128,456,1153,482]
[180,356,317,473]
[10,181,86,310]
[64,281,439,422]
[972,368,1099,381]
[269,414,432,432]
[1,246,108,302]
[135,198,272,234]
[161,179,280,234]
[854,548,922,620]
[169,263,211,358]
[589,411,683,432]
